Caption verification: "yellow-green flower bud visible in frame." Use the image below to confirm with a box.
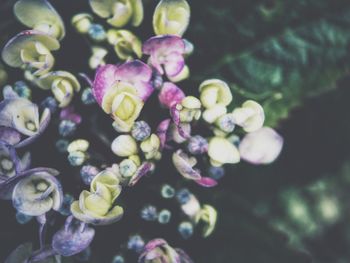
[199,79,232,109]
[153,0,190,37]
[67,139,89,153]
[119,159,138,178]
[107,29,142,60]
[202,104,227,124]
[232,100,265,132]
[208,137,240,167]
[140,134,161,160]
[179,96,201,123]
[72,13,93,34]
[37,71,81,107]
[89,0,143,28]
[111,135,138,157]
[89,46,108,69]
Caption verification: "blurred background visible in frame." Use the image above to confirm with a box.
[1,0,350,262]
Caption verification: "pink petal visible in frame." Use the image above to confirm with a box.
[195,177,218,187]
[143,35,185,56]
[164,52,185,77]
[92,64,118,106]
[156,118,171,149]
[158,82,185,108]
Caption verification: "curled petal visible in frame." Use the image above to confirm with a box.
[172,150,201,180]
[0,127,21,145]
[158,82,185,108]
[129,162,154,186]
[181,193,201,218]
[239,127,283,164]
[195,204,217,238]
[107,29,142,60]
[195,177,217,188]
[91,169,121,201]
[156,118,171,149]
[199,79,232,108]
[52,216,95,257]
[14,0,65,40]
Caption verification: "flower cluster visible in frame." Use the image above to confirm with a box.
[0,0,284,262]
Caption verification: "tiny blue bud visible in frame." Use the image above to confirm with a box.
[68,151,87,166]
[208,166,225,180]
[56,139,69,153]
[16,211,32,225]
[140,205,158,221]
[131,121,151,141]
[176,188,191,205]
[59,194,74,216]
[75,247,91,262]
[80,165,99,185]
[178,221,193,239]
[112,255,125,263]
[127,235,145,253]
[59,120,77,137]
[152,71,163,90]
[158,209,171,224]
[88,24,106,41]
[227,134,240,147]
[13,81,31,99]
[217,114,235,133]
[161,184,175,199]
[41,96,58,113]
[81,88,96,105]
[187,135,208,155]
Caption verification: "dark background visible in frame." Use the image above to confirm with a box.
[1,0,350,262]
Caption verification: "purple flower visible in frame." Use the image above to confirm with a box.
[143,35,186,79]
[92,60,154,132]
[60,106,82,124]
[158,82,185,108]
[138,238,193,263]
[52,216,95,257]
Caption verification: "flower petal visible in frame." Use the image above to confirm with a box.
[14,0,65,40]
[195,177,218,188]
[239,127,283,164]
[172,150,201,180]
[158,82,185,108]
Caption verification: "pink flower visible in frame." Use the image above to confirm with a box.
[143,35,186,79]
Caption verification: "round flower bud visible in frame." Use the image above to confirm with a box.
[216,113,235,133]
[80,165,100,185]
[55,139,69,153]
[58,120,77,137]
[111,135,138,157]
[158,209,171,224]
[232,100,265,132]
[140,205,158,221]
[176,188,191,205]
[131,121,151,141]
[14,81,31,99]
[112,255,125,263]
[161,184,175,199]
[119,159,138,178]
[41,96,58,113]
[72,13,93,34]
[178,221,193,239]
[187,135,208,155]
[153,0,190,37]
[208,166,225,180]
[199,79,232,109]
[68,151,87,166]
[127,235,145,253]
[208,137,240,167]
[88,23,106,42]
[81,88,96,105]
